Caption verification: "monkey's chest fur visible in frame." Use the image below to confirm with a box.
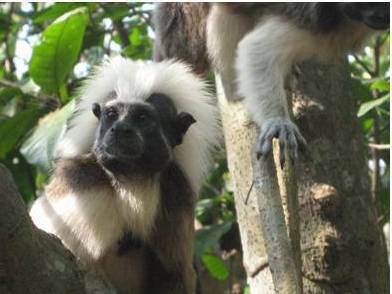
[32,154,195,294]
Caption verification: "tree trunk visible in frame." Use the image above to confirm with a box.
[292,61,389,293]
[217,59,389,293]
[0,164,115,294]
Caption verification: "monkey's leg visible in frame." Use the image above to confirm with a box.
[235,17,314,165]
[149,222,196,294]
[207,4,253,90]
[147,212,196,294]
[145,162,197,293]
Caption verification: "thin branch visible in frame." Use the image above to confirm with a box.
[0,79,17,88]
[244,180,254,205]
[126,6,153,29]
[0,79,60,109]
[378,32,390,47]
[368,143,390,150]
[105,31,113,56]
[244,256,269,278]
[353,54,375,76]
[4,3,16,74]
[370,35,382,218]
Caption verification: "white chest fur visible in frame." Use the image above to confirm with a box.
[30,177,160,263]
[113,177,160,240]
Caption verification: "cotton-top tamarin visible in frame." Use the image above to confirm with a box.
[30,57,220,294]
[154,3,389,164]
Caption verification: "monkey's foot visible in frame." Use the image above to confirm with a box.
[256,118,306,168]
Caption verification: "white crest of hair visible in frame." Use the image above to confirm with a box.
[30,177,160,262]
[55,56,220,192]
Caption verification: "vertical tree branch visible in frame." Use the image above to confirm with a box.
[274,142,302,288]
[4,4,16,74]
[371,36,382,217]
[216,73,302,294]
[253,151,302,294]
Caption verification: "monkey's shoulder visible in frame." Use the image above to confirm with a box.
[47,154,112,197]
[159,162,195,213]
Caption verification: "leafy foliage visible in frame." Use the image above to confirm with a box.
[202,254,229,281]
[30,7,88,100]
[0,106,42,159]
[350,33,390,221]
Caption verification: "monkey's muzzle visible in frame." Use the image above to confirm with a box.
[102,124,144,160]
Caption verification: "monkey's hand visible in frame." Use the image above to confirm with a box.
[256,117,306,167]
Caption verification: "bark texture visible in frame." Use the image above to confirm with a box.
[217,59,389,294]
[0,164,114,294]
[292,61,389,293]
[216,75,296,293]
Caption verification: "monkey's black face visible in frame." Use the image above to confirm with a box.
[339,3,390,30]
[92,94,195,176]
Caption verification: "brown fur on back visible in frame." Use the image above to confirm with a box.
[153,3,211,75]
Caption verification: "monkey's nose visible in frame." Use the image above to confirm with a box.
[112,123,133,135]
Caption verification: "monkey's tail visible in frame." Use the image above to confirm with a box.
[153,3,211,75]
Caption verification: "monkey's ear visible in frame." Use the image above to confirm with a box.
[92,103,101,119]
[176,112,196,138]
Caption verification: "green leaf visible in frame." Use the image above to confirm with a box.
[3,153,36,203]
[195,198,215,219]
[103,4,131,21]
[21,99,76,172]
[0,106,42,159]
[244,286,251,294]
[33,3,85,24]
[194,221,232,257]
[351,79,372,102]
[357,94,390,117]
[82,26,105,50]
[370,79,390,91]
[360,117,374,133]
[0,87,23,110]
[130,27,141,46]
[201,254,229,281]
[30,7,88,96]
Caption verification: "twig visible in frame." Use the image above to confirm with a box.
[0,79,18,88]
[0,79,60,109]
[368,143,390,150]
[105,31,113,56]
[130,7,153,29]
[370,35,382,218]
[244,180,254,205]
[353,54,375,76]
[245,256,269,278]
[4,4,16,73]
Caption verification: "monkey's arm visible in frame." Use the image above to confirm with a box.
[235,17,314,164]
[206,6,307,165]
[30,155,123,262]
[147,162,196,294]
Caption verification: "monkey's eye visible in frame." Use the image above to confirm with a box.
[136,112,149,122]
[138,114,147,121]
[104,108,118,120]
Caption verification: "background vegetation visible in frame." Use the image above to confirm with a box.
[0,3,389,292]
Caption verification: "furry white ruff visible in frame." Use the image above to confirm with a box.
[55,56,220,192]
[30,179,160,262]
